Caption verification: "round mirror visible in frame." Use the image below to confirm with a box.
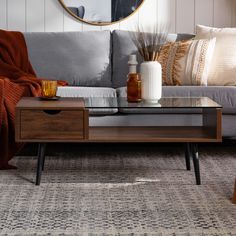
[59,0,145,26]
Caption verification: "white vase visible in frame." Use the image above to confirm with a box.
[140,61,162,103]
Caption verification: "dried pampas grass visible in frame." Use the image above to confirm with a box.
[130,24,170,61]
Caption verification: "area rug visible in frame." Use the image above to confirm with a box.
[0,144,235,236]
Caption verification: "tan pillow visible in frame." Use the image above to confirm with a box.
[158,38,215,86]
[195,25,236,86]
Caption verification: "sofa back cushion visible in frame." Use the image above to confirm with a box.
[112,30,195,88]
[24,31,112,87]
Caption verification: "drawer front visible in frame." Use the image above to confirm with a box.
[19,110,86,141]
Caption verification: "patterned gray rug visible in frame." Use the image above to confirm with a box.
[0,144,236,236]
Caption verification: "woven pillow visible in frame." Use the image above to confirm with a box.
[158,38,216,86]
[195,25,236,86]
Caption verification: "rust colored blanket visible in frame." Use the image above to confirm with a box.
[0,30,42,169]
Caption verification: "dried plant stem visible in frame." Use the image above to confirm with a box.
[130,24,169,62]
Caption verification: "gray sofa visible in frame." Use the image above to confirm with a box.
[23,30,236,139]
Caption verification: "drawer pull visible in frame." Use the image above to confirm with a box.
[43,110,61,115]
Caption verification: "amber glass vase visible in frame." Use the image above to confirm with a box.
[41,80,58,98]
[127,73,142,102]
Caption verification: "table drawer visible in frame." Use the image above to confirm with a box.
[18,109,87,141]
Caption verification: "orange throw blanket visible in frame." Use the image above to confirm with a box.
[0,30,52,169]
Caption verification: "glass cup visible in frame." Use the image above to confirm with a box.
[41,80,58,98]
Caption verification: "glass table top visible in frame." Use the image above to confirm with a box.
[83,97,222,109]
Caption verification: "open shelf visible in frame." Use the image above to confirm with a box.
[88,126,221,143]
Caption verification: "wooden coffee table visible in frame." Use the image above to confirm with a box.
[16,97,222,185]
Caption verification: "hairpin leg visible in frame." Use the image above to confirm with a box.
[36,143,46,186]
[191,144,201,185]
[185,143,191,171]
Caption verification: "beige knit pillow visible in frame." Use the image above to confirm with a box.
[158,38,216,86]
[195,25,236,86]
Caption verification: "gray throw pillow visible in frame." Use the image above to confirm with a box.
[24,31,112,87]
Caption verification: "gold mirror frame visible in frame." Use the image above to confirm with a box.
[58,0,145,26]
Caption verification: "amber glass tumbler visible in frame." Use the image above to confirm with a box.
[41,80,58,98]
[127,73,142,102]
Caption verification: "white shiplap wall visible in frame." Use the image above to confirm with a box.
[0,0,236,33]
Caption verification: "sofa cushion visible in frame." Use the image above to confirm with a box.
[57,87,118,115]
[24,31,111,87]
[195,25,236,86]
[112,30,195,88]
[117,86,236,114]
[159,38,216,86]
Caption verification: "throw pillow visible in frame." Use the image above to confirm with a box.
[195,25,236,86]
[158,38,216,86]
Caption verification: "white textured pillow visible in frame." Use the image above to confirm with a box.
[196,25,236,86]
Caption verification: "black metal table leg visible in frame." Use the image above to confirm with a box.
[185,143,191,171]
[42,144,47,171]
[36,143,46,186]
[191,144,201,185]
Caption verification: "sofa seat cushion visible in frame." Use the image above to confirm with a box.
[57,87,118,115]
[112,30,195,88]
[24,31,111,87]
[117,86,236,114]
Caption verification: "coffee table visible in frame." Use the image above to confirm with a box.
[16,97,222,185]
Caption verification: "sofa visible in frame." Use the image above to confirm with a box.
[23,30,236,139]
